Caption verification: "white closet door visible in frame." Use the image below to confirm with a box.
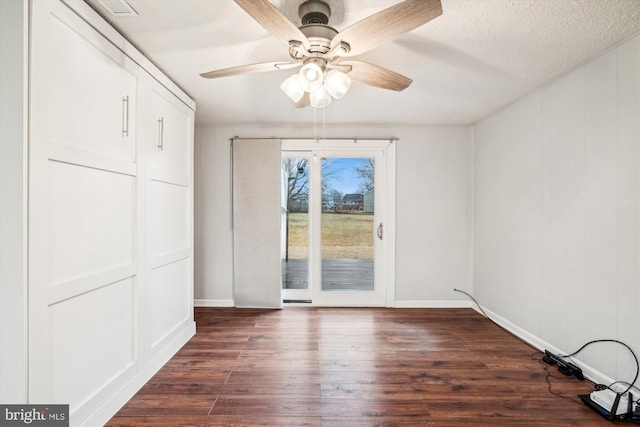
[233,139,282,308]
[28,1,138,422]
[137,72,194,356]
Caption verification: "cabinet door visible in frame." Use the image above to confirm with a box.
[29,2,138,422]
[146,181,191,350]
[144,76,193,186]
[31,0,137,163]
[137,72,194,356]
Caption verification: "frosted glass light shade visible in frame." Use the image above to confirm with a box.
[298,62,324,92]
[281,74,304,102]
[310,85,332,108]
[324,70,351,99]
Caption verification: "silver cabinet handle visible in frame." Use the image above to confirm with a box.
[122,95,129,137]
[377,222,383,240]
[157,117,164,151]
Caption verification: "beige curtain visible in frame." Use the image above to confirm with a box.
[232,139,282,308]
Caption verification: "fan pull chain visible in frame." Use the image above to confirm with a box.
[313,106,317,142]
[322,107,326,142]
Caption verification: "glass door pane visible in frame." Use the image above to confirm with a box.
[281,155,311,302]
[321,157,374,292]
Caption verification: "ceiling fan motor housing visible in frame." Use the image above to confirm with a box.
[299,0,331,25]
[293,1,337,58]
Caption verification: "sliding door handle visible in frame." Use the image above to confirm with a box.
[377,222,383,240]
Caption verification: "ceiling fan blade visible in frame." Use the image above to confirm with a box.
[330,0,442,57]
[234,0,310,51]
[340,61,413,91]
[295,92,310,108]
[200,61,300,79]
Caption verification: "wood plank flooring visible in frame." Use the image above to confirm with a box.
[107,308,611,426]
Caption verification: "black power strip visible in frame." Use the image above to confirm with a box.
[542,350,584,380]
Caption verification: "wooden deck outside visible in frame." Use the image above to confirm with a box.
[282,258,374,291]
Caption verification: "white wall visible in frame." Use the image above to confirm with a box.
[474,35,640,388]
[0,0,27,403]
[395,127,472,304]
[194,125,471,306]
[194,126,235,306]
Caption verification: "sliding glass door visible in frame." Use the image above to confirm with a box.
[281,152,312,302]
[282,140,392,306]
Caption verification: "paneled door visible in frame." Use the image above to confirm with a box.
[28,1,139,421]
[282,140,395,307]
[137,71,194,358]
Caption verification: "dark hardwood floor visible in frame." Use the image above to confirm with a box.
[107,308,611,426]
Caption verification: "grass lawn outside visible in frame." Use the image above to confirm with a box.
[286,212,374,259]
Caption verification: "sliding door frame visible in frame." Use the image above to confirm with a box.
[282,139,396,307]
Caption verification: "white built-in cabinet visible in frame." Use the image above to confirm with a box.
[137,71,194,360]
[28,1,195,425]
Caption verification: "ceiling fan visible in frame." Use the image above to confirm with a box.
[200,0,443,108]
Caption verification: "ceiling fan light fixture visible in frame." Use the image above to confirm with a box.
[298,62,324,92]
[281,74,305,102]
[201,0,444,110]
[324,70,351,99]
[310,85,332,108]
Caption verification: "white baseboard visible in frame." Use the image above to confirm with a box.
[80,321,196,427]
[481,307,616,388]
[196,299,474,309]
[195,298,234,307]
[394,300,473,308]
[196,299,473,309]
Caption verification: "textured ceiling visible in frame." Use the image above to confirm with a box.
[88,0,640,126]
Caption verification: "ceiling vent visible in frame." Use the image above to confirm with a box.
[97,0,138,16]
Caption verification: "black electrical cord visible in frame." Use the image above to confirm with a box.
[532,350,640,424]
[453,288,489,318]
[559,339,639,395]
[452,289,640,409]
[608,381,640,397]
[530,351,586,405]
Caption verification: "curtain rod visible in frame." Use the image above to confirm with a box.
[229,136,398,142]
